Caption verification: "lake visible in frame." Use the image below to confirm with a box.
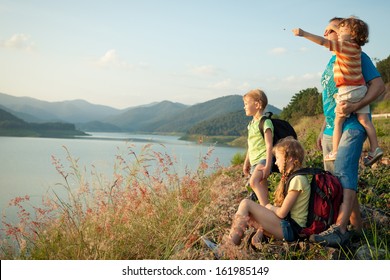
[0,133,245,226]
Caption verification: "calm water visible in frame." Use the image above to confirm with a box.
[0,133,245,225]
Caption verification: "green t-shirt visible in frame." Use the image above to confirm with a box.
[247,118,274,165]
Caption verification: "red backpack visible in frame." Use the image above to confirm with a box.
[285,167,343,237]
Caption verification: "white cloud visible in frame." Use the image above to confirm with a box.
[205,80,253,94]
[285,75,297,82]
[237,82,251,92]
[137,61,150,69]
[209,79,231,89]
[95,49,136,70]
[189,65,218,76]
[302,72,321,80]
[284,72,321,82]
[269,47,287,55]
[1,33,35,51]
[97,49,117,66]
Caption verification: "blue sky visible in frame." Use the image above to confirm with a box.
[1,0,389,110]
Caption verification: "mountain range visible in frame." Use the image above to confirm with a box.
[0,92,281,134]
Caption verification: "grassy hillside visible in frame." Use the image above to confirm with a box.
[1,114,388,260]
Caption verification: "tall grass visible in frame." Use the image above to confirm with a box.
[1,121,388,259]
[0,143,224,259]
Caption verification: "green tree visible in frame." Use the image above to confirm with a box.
[375,55,390,84]
[280,87,322,123]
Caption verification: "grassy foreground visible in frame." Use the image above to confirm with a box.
[1,118,389,260]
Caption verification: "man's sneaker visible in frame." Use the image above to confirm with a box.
[364,147,384,166]
[309,224,350,247]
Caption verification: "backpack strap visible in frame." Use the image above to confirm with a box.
[284,167,325,196]
[258,112,273,139]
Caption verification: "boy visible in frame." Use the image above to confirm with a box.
[293,17,383,166]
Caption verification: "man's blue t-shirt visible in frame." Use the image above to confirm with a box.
[321,52,381,136]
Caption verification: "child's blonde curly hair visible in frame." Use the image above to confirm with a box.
[339,16,369,46]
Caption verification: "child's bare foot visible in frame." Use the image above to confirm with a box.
[251,229,264,249]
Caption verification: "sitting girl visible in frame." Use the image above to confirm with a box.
[229,137,310,248]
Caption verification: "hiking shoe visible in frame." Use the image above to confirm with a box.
[364,147,384,166]
[309,224,350,247]
[324,151,337,161]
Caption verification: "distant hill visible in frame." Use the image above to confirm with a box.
[0,92,282,135]
[186,101,282,137]
[188,110,251,136]
[104,100,189,132]
[0,92,121,123]
[152,95,280,133]
[0,107,23,123]
[0,107,87,137]
[76,121,123,132]
[154,95,245,133]
[110,95,280,133]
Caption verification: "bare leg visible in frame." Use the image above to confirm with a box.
[332,114,346,155]
[349,192,362,232]
[250,169,269,206]
[357,113,379,152]
[229,214,249,245]
[335,188,357,234]
[229,199,284,245]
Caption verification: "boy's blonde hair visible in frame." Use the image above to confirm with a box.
[339,16,369,46]
[272,137,305,206]
[243,89,268,108]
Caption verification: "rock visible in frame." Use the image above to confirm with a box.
[355,244,386,260]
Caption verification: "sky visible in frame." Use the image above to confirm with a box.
[1,0,389,110]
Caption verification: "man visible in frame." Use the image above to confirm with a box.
[311,17,385,246]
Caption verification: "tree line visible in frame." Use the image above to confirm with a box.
[375,54,390,84]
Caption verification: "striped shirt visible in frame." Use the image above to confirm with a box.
[329,40,365,87]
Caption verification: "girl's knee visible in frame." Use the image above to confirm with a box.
[239,198,251,208]
[237,198,253,213]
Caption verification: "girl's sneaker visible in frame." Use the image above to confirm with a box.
[364,147,384,166]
